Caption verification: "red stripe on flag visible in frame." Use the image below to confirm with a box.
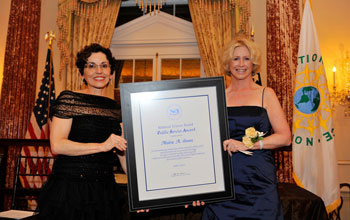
[27,122,38,140]
[40,129,46,139]
[20,146,36,188]
[19,47,55,210]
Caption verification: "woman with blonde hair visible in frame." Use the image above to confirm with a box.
[201,37,291,220]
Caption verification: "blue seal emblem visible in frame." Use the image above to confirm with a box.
[167,104,182,120]
[294,86,321,114]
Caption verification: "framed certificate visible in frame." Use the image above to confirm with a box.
[120,76,233,211]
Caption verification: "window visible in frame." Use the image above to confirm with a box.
[118,58,201,83]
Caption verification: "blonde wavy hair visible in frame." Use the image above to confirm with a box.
[222,36,261,76]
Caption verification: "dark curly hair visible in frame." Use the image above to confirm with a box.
[76,43,119,85]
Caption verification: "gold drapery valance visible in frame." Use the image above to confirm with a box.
[191,0,250,32]
[80,0,101,3]
[57,0,121,97]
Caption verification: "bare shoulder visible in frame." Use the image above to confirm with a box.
[264,87,277,96]
[263,87,281,108]
[264,87,279,100]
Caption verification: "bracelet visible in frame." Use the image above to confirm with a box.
[259,140,263,150]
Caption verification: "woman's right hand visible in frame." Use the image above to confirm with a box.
[102,134,127,152]
[223,139,247,156]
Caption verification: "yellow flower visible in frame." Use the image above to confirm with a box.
[242,136,254,148]
[242,127,265,149]
[245,127,258,138]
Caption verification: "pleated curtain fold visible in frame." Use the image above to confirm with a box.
[188,0,250,86]
[190,0,301,183]
[267,0,301,183]
[57,0,121,98]
[0,0,41,209]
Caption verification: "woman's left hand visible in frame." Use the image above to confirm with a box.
[184,200,205,208]
[136,209,149,213]
[223,139,247,156]
[102,134,127,152]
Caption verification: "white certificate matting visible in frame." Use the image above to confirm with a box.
[130,87,225,201]
[121,76,233,211]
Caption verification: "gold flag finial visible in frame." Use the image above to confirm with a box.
[45,30,56,47]
[250,25,255,41]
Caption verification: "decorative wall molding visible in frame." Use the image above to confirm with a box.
[110,11,199,59]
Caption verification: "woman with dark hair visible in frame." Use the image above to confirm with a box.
[76,43,120,86]
[201,37,291,220]
[37,43,127,220]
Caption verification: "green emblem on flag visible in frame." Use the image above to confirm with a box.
[294,86,320,114]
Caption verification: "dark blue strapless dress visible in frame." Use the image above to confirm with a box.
[202,106,283,220]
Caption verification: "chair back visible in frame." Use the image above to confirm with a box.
[11,152,55,211]
[328,183,350,220]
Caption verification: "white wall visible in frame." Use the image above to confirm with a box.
[250,0,267,87]
[313,0,350,185]
[304,1,350,218]
[37,1,61,98]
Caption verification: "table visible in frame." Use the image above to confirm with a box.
[279,183,328,220]
[122,183,328,220]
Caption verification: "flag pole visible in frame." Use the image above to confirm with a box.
[44,31,56,124]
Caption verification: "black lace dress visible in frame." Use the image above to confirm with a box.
[36,90,125,220]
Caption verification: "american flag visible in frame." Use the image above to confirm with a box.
[19,46,55,208]
[25,46,55,140]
